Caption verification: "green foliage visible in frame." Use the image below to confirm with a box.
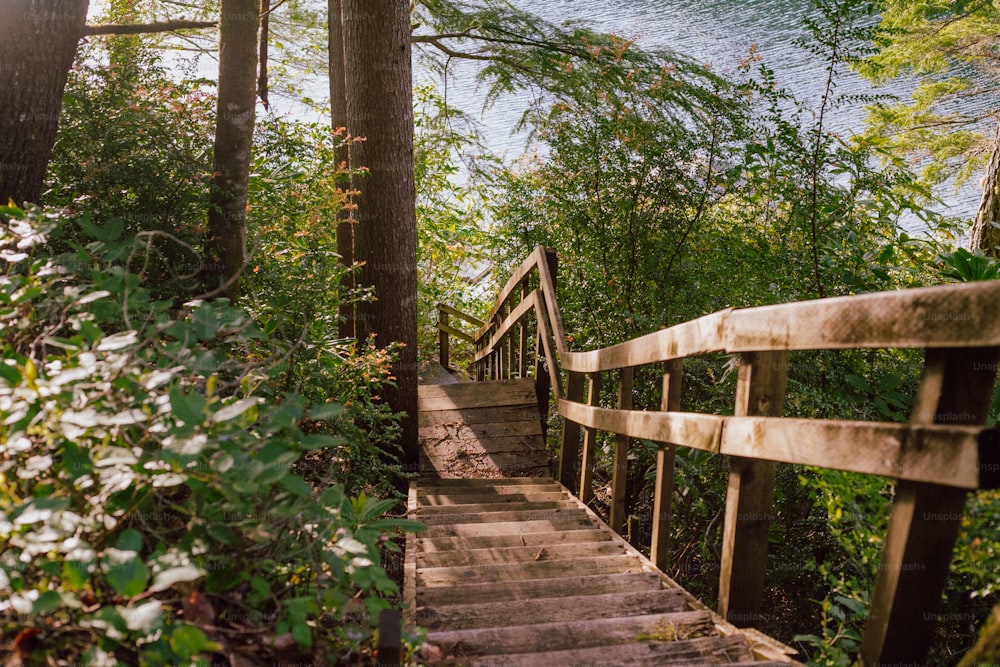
[857,0,1000,186]
[0,207,422,663]
[938,247,1000,282]
[243,117,405,498]
[414,85,491,367]
[46,32,215,295]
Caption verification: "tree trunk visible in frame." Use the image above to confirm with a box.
[204,0,258,297]
[970,118,1000,258]
[329,0,355,339]
[0,0,89,206]
[343,0,419,467]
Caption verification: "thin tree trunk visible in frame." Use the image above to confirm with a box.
[343,0,419,467]
[970,118,1000,259]
[329,0,355,339]
[204,0,258,297]
[0,0,89,206]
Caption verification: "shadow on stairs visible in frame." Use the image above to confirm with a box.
[406,381,799,666]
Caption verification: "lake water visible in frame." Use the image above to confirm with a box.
[421,0,982,221]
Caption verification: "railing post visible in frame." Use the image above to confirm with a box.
[718,350,788,626]
[438,307,449,370]
[609,366,634,534]
[519,282,530,378]
[651,359,682,571]
[558,371,585,493]
[860,347,1000,667]
[579,372,602,505]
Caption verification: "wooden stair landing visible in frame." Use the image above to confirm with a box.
[404,478,798,666]
[417,379,549,478]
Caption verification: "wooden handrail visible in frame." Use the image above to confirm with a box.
[438,246,1000,666]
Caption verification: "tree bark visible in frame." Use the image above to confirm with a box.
[342,0,419,467]
[970,118,1000,259]
[204,0,258,297]
[329,0,355,339]
[0,0,89,206]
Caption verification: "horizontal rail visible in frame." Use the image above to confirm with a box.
[437,302,485,328]
[436,322,474,344]
[558,399,993,489]
[562,281,1000,373]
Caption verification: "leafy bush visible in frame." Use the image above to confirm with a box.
[0,206,422,665]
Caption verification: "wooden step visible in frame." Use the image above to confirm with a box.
[426,610,716,656]
[423,515,594,538]
[417,588,688,631]
[417,379,538,411]
[419,404,544,428]
[418,555,645,587]
[416,571,663,606]
[416,491,569,506]
[415,505,584,525]
[417,540,625,567]
[417,528,612,552]
[465,635,772,667]
[415,500,575,516]
[419,477,554,487]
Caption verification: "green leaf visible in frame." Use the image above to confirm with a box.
[33,590,64,614]
[169,624,214,659]
[292,621,313,648]
[170,388,207,426]
[116,529,144,552]
[301,434,346,450]
[280,474,313,497]
[191,303,222,341]
[308,402,345,421]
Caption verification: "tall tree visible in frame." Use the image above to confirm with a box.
[204,0,259,296]
[0,0,90,205]
[342,0,419,466]
[329,0,355,339]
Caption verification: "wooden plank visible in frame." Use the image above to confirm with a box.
[419,420,543,441]
[579,372,602,505]
[726,280,1000,352]
[610,366,634,533]
[416,491,565,506]
[558,401,724,453]
[473,290,537,365]
[478,246,541,333]
[415,571,662,606]
[436,321,475,344]
[534,294,562,402]
[414,500,578,519]
[425,610,715,656]
[419,477,554,488]
[416,540,625,568]
[417,379,537,409]
[419,405,546,428]
[562,310,731,373]
[718,351,787,625]
[651,360,682,572]
[414,506,588,526]
[416,529,612,553]
[417,555,643,590]
[468,635,758,667]
[421,434,544,456]
[422,515,596,538]
[722,418,983,489]
[861,347,1000,666]
[418,588,687,631]
[437,302,485,328]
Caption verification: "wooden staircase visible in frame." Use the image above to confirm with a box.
[405,379,798,665]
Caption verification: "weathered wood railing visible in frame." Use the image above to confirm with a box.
[437,245,1000,667]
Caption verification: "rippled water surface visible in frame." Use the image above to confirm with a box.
[423,0,980,219]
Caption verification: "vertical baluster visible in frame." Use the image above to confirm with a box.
[718,350,788,626]
[579,372,602,505]
[651,359,682,571]
[860,347,1000,666]
[438,307,449,371]
[558,371,585,493]
[609,366,634,534]
[519,282,530,378]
